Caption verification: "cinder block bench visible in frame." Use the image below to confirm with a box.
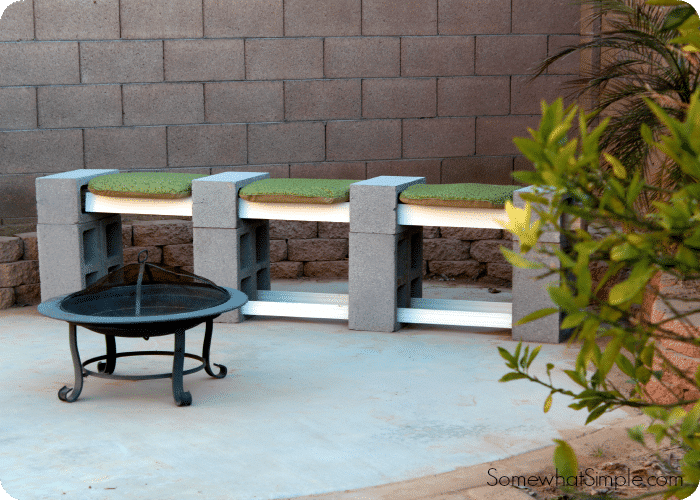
[36,170,572,343]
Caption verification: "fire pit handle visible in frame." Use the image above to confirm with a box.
[137,249,149,264]
[135,249,148,316]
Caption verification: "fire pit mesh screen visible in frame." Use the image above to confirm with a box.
[60,250,230,318]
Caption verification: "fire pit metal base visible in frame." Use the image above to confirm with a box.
[59,319,228,407]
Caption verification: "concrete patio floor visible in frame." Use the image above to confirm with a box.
[0,279,635,500]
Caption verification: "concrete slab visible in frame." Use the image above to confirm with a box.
[0,280,632,500]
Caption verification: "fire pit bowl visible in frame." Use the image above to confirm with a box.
[38,250,247,406]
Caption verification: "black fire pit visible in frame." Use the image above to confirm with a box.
[38,251,247,406]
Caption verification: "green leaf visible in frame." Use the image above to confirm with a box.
[604,153,627,179]
[515,307,559,325]
[608,262,656,306]
[599,335,624,379]
[627,425,646,445]
[544,393,553,413]
[585,404,611,424]
[662,5,697,31]
[561,311,587,329]
[499,372,529,382]
[616,353,636,378]
[553,439,578,483]
[526,345,542,368]
[500,246,546,269]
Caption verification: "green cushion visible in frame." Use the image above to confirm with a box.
[239,178,359,204]
[88,172,207,199]
[399,183,519,208]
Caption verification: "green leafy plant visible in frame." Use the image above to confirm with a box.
[498,93,700,498]
[531,0,700,200]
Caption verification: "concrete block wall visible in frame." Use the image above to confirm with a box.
[0,0,582,229]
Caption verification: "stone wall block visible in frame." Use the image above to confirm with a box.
[165,39,245,82]
[269,239,287,262]
[423,239,470,260]
[123,245,163,264]
[246,38,323,80]
[327,120,401,161]
[205,81,284,123]
[84,127,167,170]
[132,220,193,246]
[487,262,513,280]
[271,261,304,279]
[285,79,361,121]
[80,40,164,84]
[428,260,483,279]
[0,288,15,309]
[285,0,361,36]
[167,123,247,167]
[441,156,514,185]
[2,130,83,175]
[0,42,79,86]
[470,239,512,263]
[203,0,283,37]
[438,76,509,116]
[318,222,349,239]
[121,0,203,39]
[248,122,325,164]
[475,35,547,75]
[123,83,204,126]
[403,117,475,158]
[423,226,439,238]
[162,243,194,267]
[476,115,540,156]
[401,36,474,76]
[363,78,436,118]
[0,237,23,263]
[35,0,120,40]
[363,0,437,35]
[14,284,41,305]
[0,260,39,287]
[287,238,348,261]
[0,0,34,41]
[0,87,37,130]
[122,225,133,247]
[269,220,318,239]
[38,84,122,128]
[15,233,38,260]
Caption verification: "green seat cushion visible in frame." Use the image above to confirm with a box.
[239,178,359,204]
[399,183,519,209]
[88,172,207,199]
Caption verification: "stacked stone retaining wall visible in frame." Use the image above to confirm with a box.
[0,218,514,309]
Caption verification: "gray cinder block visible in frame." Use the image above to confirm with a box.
[511,186,573,343]
[193,220,270,323]
[191,171,270,229]
[349,175,425,234]
[348,175,425,332]
[36,169,119,225]
[38,215,123,301]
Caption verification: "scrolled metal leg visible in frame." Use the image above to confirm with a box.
[97,335,117,374]
[58,323,84,402]
[202,319,227,379]
[172,330,192,406]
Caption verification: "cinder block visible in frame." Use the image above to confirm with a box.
[363,78,436,118]
[37,85,121,128]
[121,0,203,39]
[246,38,323,80]
[512,0,580,34]
[403,117,475,158]
[324,37,400,78]
[285,79,361,121]
[349,175,425,234]
[80,40,164,84]
[36,169,119,225]
[0,42,79,86]
[35,0,119,40]
[191,171,270,229]
[37,215,123,301]
[0,174,40,219]
[511,241,570,343]
[366,159,440,183]
[0,87,37,130]
[439,0,511,34]
[547,35,582,75]
[441,156,513,184]
[211,164,289,178]
[248,122,324,164]
[511,75,575,115]
[349,227,423,332]
[203,0,283,37]
[168,124,247,167]
[0,129,83,174]
[401,36,473,77]
[476,115,540,155]
[475,35,547,75]
[438,76,509,116]
[205,81,283,123]
[123,83,204,126]
[193,221,270,322]
[289,161,366,179]
[0,0,35,41]
[84,127,167,170]
[285,0,361,36]
[165,39,245,82]
[363,0,437,35]
[326,120,401,161]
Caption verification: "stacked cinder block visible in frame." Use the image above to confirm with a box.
[348,176,425,332]
[0,233,39,308]
[191,172,271,322]
[0,0,582,229]
[35,170,123,301]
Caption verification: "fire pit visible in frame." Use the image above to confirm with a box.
[38,251,247,406]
